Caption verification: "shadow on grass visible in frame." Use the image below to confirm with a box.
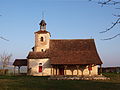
[0,74,120,90]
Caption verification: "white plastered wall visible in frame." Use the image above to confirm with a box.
[28,58,51,76]
[28,58,98,76]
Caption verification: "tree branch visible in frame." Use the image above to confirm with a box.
[98,0,120,6]
[98,0,111,5]
[0,36,9,41]
[100,18,120,33]
[90,0,120,40]
[0,52,12,69]
[101,33,120,40]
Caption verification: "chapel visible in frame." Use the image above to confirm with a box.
[26,19,103,76]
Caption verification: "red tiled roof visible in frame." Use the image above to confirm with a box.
[27,51,49,59]
[13,59,27,66]
[35,30,50,34]
[27,39,103,65]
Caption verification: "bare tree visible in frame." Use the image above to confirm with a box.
[0,36,9,41]
[0,15,9,41]
[90,0,120,40]
[0,52,12,70]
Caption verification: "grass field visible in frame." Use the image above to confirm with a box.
[0,73,120,90]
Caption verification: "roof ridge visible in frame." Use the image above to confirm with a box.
[50,39,94,40]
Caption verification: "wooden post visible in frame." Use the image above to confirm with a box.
[56,66,57,75]
[64,65,67,75]
[18,66,20,75]
[14,66,16,75]
[51,65,53,76]
[76,65,79,75]
[53,66,54,76]
[88,65,91,76]
[80,66,84,76]
[27,59,29,74]
[100,64,102,76]
[89,70,91,76]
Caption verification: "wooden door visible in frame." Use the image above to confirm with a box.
[39,66,42,72]
[59,68,64,75]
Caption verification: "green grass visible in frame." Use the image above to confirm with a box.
[0,73,120,90]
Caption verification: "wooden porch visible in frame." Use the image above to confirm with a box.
[50,64,102,76]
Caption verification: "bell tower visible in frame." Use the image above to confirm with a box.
[34,19,50,52]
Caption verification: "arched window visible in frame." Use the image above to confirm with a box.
[40,37,44,42]
[41,49,44,52]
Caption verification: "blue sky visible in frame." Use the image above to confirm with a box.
[0,0,120,66]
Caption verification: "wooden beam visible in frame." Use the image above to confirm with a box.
[18,66,21,74]
[64,65,67,75]
[88,65,91,76]
[56,66,57,75]
[76,65,79,75]
[53,66,54,76]
[51,65,53,76]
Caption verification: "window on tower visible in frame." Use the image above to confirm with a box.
[41,49,44,52]
[40,37,44,42]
